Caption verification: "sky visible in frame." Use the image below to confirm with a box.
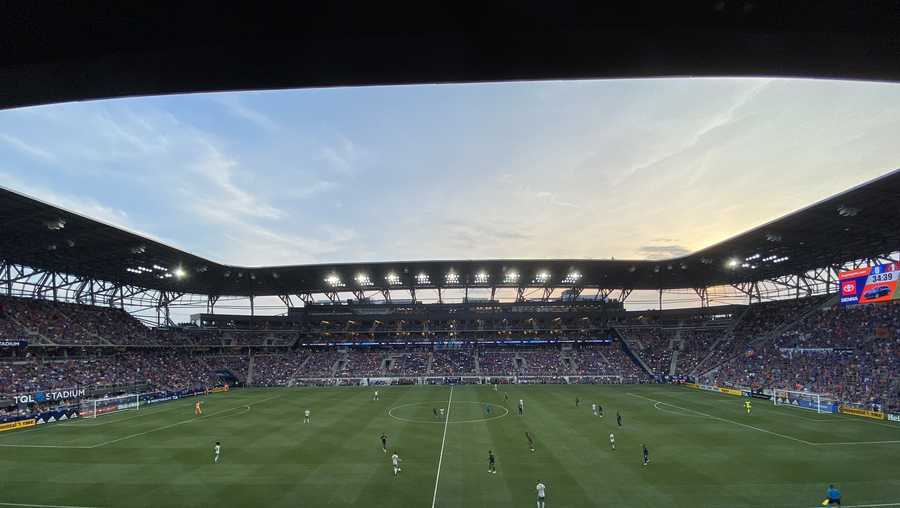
[1,78,899,269]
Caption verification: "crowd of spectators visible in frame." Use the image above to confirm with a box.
[340,350,384,377]
[388,351,429,376]
[430,350,476,376]
[517,350,564,375]
[251,353,303,386]
[477,351,517,376]
[704,300,900,411]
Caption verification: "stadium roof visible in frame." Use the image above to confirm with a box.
[2,170,899,296]
[2,2,900,111]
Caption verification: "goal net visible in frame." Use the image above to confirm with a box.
[79,393,140,419]
[772,389,836,414]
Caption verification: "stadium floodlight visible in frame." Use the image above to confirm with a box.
[534,271,551,283]
[325,274,342,286]
[385,272,402,285]
[504,270,519,284]
[445,271,459,284]
[173,267,186,279]
[562,271,581,284]
[415,272,430,285]
[727,258,740,269]
[475,271,489,284]
[355,273,373,286]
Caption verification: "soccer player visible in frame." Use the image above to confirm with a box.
[575,397,580,408]
[391,452,402,476]
[304,409,311,423]
[609,433,615,450]
[488,450,496,474]
[824,484,842,505]
[484,403,492,416]
[591,403,598,416]
[744,399,752,416]
[504,392,509,402]
[617,411,622,427]
[380,433,388,453]
[598,404,604,417]
[536,481,547,508]
[439,407,445,418]
[373,390,379,401]
[642,444,649,466]
[433,408,439,419]
[525,432,535,452]
[213,441,221,463]
[195,400,203,416]
[518,399,524,416]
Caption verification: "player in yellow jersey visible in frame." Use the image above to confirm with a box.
[744,399,752,415]
[195,400,203,416]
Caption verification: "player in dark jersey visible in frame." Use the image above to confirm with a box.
[575,397,580,408]
[433,408,439,419]
[617,411,622,427]
[380,433,388,453]
[598,404,604,417]
[488,450,496,474]
[642,444,650,466]
[525,432,535,452]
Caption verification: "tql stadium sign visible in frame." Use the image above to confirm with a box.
[13,388,86,404]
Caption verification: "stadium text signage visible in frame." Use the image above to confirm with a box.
[13,388,86,404]
[839,405,885,420]
[839,262,900,305]
[0,419,35,433]
[887,413,900,423]
[0,340,27,347]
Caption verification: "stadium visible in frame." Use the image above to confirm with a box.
[2,4,900,508]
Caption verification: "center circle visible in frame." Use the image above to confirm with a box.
[388,400,510,424]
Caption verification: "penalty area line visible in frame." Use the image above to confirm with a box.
[627,392,815,446]
[90,394,279,448]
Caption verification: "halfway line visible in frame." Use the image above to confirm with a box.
[431,386,453,508]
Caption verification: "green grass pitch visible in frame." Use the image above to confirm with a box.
[0,384,898,507]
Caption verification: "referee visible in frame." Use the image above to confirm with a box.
[825,484,841,505]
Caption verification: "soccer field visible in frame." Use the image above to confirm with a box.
[0,385,898,508]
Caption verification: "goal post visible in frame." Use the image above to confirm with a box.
[772,389,837,414]
[79,393,140,419]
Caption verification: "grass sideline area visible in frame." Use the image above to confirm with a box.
[0,384,898,507]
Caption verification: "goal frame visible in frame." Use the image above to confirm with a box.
[772,388,834,414]
[79,393,140,419]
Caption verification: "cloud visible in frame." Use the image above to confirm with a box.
[637,244,691,260]
[441,219,535,251]
[319,135,362,175]
[0,133,56,161]
[189,143,282,221]
[213,95,278,132]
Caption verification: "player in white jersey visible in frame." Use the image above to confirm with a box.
[609,433,615,450]
[214,442,221,463]
[518,399,524,416]
[304,409,310,423]
[536,481,547,508]
[391,452,402,476]
[439,407,445,418]
[591,403,598,416]
[373,390,379,401]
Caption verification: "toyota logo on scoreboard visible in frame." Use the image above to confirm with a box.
[842,281,857,296]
